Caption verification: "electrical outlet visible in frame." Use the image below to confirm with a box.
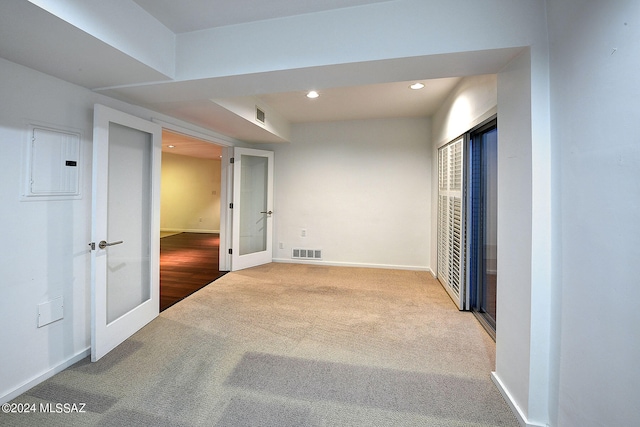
[301,229,307,237]
[279,242,284,249]
[199,217,203,222]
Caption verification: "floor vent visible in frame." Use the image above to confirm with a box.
[292,248,322,260]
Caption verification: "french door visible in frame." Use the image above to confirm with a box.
[231,147,274,271]
[90,104,161,361]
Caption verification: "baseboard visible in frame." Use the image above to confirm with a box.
[1,348,90,405]
[491,372,547,427]
[273,258,433,274]
[160,228,219,234]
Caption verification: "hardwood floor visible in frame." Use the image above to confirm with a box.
[160,232,226,311]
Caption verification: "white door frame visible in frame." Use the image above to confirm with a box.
[153,120,234,271]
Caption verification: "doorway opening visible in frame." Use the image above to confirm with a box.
[159,130,228,311]
[436,117,498,339]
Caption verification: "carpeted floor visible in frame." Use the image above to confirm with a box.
[1,263,517,426]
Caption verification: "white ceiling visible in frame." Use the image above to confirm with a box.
[0,1,515,157]
[258,78,461,123]
[156,75,461,157]
[163,130,223,159]
[132,0,396,33]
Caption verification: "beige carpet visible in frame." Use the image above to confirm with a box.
[1,263,517,426]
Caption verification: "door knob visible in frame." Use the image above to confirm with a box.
[260,210,273,215]
[98,240,124,249]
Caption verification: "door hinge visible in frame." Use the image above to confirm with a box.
[228,248,233,255]
[230,157,235,164]
[229,202,233,209]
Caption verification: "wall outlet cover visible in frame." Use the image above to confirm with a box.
[38,297,63,327]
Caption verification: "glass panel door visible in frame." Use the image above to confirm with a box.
[106,123,153,323]
[231,147,274,271]
[469,119,498,337]
[91,104,161,362]
[239,154,268,255]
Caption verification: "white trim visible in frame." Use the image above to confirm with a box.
[152,118,236,147]
[0,348,90,405]
[273,258,433,274]
[219,146,233,271]
[154,120,235,271]
[160,228,220,234]
[491,372,548,427]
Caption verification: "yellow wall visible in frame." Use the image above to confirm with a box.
[161,152,221,232]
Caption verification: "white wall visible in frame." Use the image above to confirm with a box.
[430,57,554,426]
[175,0,546,82]
[0,57,230,403]
[161,153,221,233]
[547,1,640,425]
[268,118,432,270]
[29,0,175,78]
[1,2,570,424]
[495,49,538,422]
[0,58,96,402]
[432,75,498,147]
[430,74,498,272]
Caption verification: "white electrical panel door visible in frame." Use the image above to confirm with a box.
[25,125,81,199]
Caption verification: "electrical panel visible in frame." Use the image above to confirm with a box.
[24,125,81,199]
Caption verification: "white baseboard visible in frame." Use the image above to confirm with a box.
[160,228,219,234]
[1,348,90,405]
[491,372,548,427]
[272,258,433,274]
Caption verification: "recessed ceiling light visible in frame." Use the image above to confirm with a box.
[410,83,425,90]
[306,90,319,99]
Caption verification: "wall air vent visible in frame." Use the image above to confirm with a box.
[256,106,265,124]
[292,248,322,260]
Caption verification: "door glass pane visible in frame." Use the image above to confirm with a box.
[107,123,152,323]
[481,128,498,326]
[239,154,268,255]
[469,121,497,336]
